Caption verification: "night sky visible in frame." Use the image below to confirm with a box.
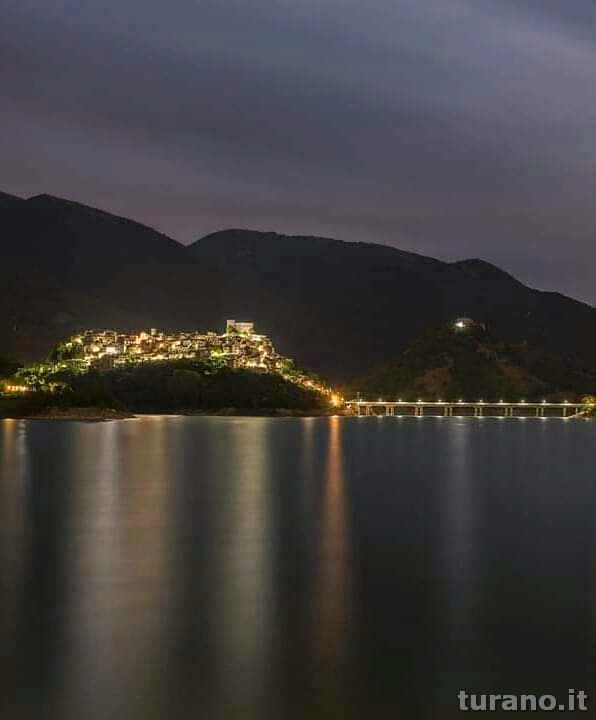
[2,0,596,304]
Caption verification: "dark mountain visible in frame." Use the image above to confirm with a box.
[189,229,596,381]
[1,193,595,383]
[0,193,221,360]
[0,191,22,211]
[349,323,596,401]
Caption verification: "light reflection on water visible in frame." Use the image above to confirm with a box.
[0,416,593,719]
[314,415,352,664]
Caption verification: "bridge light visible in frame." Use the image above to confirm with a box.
[564,400,568,404]
[542,399,547,404]
[479,399,484,404]
[458,399,463,403]
[499,399,504,404]
[520,399,526,404]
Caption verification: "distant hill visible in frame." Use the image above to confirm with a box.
[0,193,221,360]
[189,229,596,381]
[1,192,596,383]
[348,323,596,401]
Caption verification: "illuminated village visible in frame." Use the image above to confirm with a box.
[1,320,335,399]
[72,321,287,370]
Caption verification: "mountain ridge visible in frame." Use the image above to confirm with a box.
[1,190,595,381]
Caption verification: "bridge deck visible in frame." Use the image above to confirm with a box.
[346,400,586,418]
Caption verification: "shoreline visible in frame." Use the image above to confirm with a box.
[0,406,346,422]
[1,407,136,422]
[1,407,591,422]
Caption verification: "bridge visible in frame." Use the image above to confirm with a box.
[346,400,588,419]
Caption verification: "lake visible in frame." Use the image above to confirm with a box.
[0,415,594,718]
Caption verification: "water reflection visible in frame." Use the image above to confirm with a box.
[314,417,351,656]
[0,417,593,720]
[212,420,274,715]
[312,417,354,712]
[164,418,275,719]
[0,421,28,715]
[435,421,483,705]
[59,418,171,720]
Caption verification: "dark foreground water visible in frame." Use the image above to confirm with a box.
[0,416,594,719]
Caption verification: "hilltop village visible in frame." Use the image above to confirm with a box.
[66,321,290,372]
[2,320,332,398]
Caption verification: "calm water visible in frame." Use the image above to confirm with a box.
[0,416,594,719]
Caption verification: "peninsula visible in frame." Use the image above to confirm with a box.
[0,321,339,419]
